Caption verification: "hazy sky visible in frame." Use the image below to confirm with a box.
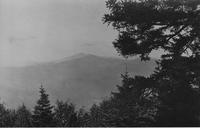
[0,0,120,67]
[0,0,163,67]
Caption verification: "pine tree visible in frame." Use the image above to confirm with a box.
[54,100,77,127]
[104,0,200,126]
[89,104,105,126]
[0,103,16,127]
[14,104,32,127]
[111,73,156,126]
[87,73,157,126]
[76,107,90,126]
[32,85,55,127]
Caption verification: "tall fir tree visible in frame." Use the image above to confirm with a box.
[32,85,55,127]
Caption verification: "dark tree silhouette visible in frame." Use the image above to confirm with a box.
[88,104,106,126]
[54,100,77,127]
[104,0,200,60]
[104,0,200,126]
[14,104,32,127]
[32,85,55,127]
[76,107,90,127]
[111,73,157,126]
[87,73,157,127]
[0,103,16,127]
[153,57,200,126]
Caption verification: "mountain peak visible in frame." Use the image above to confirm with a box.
[54,53,90,63]
[69,53,96,59]
[56,53,108,63]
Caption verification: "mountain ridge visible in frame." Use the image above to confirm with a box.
[0,53,156,109]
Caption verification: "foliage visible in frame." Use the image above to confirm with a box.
[54,100,77,127]
[76,107,90,126]
[32,85,55,127]
[0,103,16,127]
[0,87,92,127]
[87,73,158,126]
[153,57,200,126]
[104,0,200,60]
[104,0,200,126]
[14,104,32,127]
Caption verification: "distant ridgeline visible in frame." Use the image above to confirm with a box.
[0,54,156,109]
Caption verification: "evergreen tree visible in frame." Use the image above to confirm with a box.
[103,0,200,60]
[113,74,157,126]
[54,100,77,127]
[153,57,200,126]
[76,107,90,127]
[103,0,200,126]
[32,85,55,127]
[87,73,157,126]
[88,104,106,126]
[14,104,32,127]
[0,103,16,127]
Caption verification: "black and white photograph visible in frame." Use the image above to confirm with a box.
[0,0,200,127]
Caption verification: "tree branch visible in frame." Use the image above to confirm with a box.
[166,25,188,42]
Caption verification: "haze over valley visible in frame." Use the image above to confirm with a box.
[0,53,156,108]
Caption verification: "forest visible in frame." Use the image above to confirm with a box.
[1,0,200,127]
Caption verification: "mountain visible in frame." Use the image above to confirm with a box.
[0,53,156,109]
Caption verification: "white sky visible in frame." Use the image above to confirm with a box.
[0,0,120,67]
[0,0,162,67]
